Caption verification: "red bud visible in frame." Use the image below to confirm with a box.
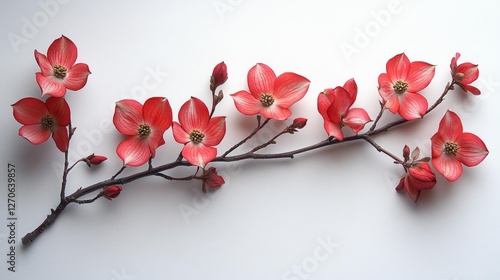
[210,62,228,91]
[102,186,122,200]
[87,154,107,165]
[292,117,307,129]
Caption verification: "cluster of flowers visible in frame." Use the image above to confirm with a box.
[12,36,488,205]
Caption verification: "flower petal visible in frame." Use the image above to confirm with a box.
[178,97,209,131]
[36,73,67,97]
[260,105,292,120]
[406,62,435,92]
[272,72,310,108]
[143,97,173,132]
[172,122,190,144]
[455,132,489,167]
[113,99,144,135]
[403,176,421,203]
[47,35,77,68]
[438,110,463,142]
[19,124,51,145]
[459,84,481,95]
[343,78,357,103]
[450,53,460,71]
[202,116,226,146]
[457,63,479,84]
[386,53,410,81]
[231,90,261,116]
[378,73,399,113]
[64,63,91,91]
[317,89,335,120]
[248,63,276,98]
[51,125,69,152]
[182,142,217,168]
[344,108,371,133]
[327,87,351,123]
[34,50,53,76]
[398,92,428,120]
[432,154,463,182]
[323,120,343,140]
[46,97,70,126]
[116,137,151,167]
[12,97,48,124]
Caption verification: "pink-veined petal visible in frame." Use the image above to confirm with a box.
[19,124,51,145]
[46,97,70,126]
[408,163,436,190]
[455,132,489,167]
[432,154,463,182]
[143,97,173,132]
[51,125,69,152]
[459,84,481,95]
[178,97,209,131]
[323,120,343,140]
[36,73,67,97]
[259,105,292,120]
[431,132,446,159]
[202,116,226,146]
[403,176,421,203]
[398,92,428,120]
[317,89,335,120]
[343,108,371,133]
[386,53,410,82]
[450,53,460,70]
[248,63,276,98]
[272,72,310,108]
[116,137,151,167]
[231,91,261,116]
[378,73,396,103]
[327,87,351,123]
[172,122,190,144]
[438,110,462,142]
[113,99,144,135]
[406,62,435,92]
[182,142,217,168]
[34,50,53,76]
[457,63,479,84]
[12,97,48,124]
[64,63,91,91]
[47,35,77,68]
[343,78,358,102]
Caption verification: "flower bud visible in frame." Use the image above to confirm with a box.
[210,61,228,92]
[87,154,107,165]
[292,117,307,129]
[102,186,122,200]
[403,145,410,162]
[202,167,225,189]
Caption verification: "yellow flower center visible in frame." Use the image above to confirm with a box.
[189,129,205,144]
[53,65,67,79]
[41,115,55,129]
[137,124,151,139]
[260,93,275,107]
[444,142,459,156]
[393,80,409,95]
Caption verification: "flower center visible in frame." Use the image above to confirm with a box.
[41,115,55,129]
[260,93,275,107]
[444,142,459,156]
[53,65,67,79]
[189,129,205,144]
[137,124,151,139]
[393,80,409,95]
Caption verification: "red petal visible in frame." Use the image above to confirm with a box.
[19,124,51,145]
[460,84,481,95]
[46,97,70,126]
[113,100,144,135]
[455,132,489,167]
[47,35,77,68]
[36,73,67,97]
[248,63,276,98]
[395,177,405,191]
[431,132,446,159]
[408,163,436,190]
[327,87,351,123]
[450,53,460,71]
[378,73,398,112]
[202,116,226,146]
[343,78,357,103]
[172,122,190,144]
[116,137,150,167]
[317,89,335,120]
[406,62,435,92]
[438,111,462,142]
[143,97,173,132]
[64,63,91,91]
[178,97,209,131]
[272,72,310,108]
[432,154,463,182]
[343,108,371,133]
[323,120,343,140]
[386,53,410,81]
[457,63,479,84]
[51,125,69,152]
[403,176,421,203]
[231,91,261,116]
[182,142,217,168]
[12,97,48,124]
[398,92,427,120]
[34,50,53,76]
[260,105,292,120]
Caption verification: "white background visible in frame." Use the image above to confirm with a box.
[1,0,499,279]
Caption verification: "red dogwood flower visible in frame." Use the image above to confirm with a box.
[431,110,488,182]
[173,97,226,168]
[113,97,173,167]
[378,53,435,120]
[318,79,371,140]
[231,63,310,120]
[396,145,436,202]
[35,35,91,97]
[450,52,480,95]
[12,97,70,152]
